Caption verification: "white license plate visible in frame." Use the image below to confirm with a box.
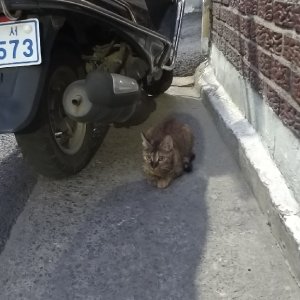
[0,18,41,69]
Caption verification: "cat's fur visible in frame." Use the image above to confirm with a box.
[141,118,195,189]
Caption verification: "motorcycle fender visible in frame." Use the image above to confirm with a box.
[0,16,59,133]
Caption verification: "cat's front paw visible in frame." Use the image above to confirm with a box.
[157,178,171,189]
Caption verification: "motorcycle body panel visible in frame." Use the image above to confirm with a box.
[0,16,58,132]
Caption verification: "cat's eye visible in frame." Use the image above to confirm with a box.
[159,156,164,161]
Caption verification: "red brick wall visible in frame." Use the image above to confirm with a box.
[211,0,300,138]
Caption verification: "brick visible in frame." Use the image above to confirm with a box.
[244,46,272,78]
[283,36,300,68]
[219,37,227,53]
[230,0,239,8]
[266,86,300,138]
[239,61,264,94]
[244,43,271,77]
[266,85,282,115]
[212,31,220,48]
[222,25,231,43]
[291,72,300,105]
[257,50,272,78]
[237,36,246,56]
[238,0,258,16]
[279,100,300,138]
[249,67,264,94]
[274,1,294,28]
[220,7,226,22]
[240,61,250,78]
[240,17,256,40]
[227,30,246,56]
[226,45,243,71]
[226,11,239,29]
[255,25,283,55]
[212,32,218,44]
[271,59,291,91]
[220,7,231,24]
[225,10,233,27]
[225,44,233,61]
[258,0,273,21]
[217,20,224,36]
[255,24,272,51]
[212,3,221,19]
[232,12,240,30]
[212,18,218,31]
[213,19,224,36]
[245,41,259,65]
[294,5,300,34]
[213,33,222,50]
[271,32,284,56]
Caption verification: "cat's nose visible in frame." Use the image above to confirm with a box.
[151,161,158,168]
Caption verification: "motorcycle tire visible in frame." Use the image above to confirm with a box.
[15,49,108,179]
[143,69,173,96]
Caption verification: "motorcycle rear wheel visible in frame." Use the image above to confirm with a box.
[143,69,173,96]
[15,50,108,179]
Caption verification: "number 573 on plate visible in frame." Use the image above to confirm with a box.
[0,18,42,69]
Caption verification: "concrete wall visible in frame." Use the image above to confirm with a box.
[207,0,300,204]
[185,0,201,13]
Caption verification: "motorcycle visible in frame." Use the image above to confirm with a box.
[0,0,185,178]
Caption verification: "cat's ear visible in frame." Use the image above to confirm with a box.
[160,135,173,152]
[141,132,151,149]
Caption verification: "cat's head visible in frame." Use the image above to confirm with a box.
[141,132,174,173]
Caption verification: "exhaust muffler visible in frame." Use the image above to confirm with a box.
[63,71,140,124]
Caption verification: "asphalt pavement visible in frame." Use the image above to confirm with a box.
[174,12,206,77]
[0,89,299,299]
[0,135,36,253]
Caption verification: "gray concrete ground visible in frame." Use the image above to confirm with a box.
[0,90,299,300]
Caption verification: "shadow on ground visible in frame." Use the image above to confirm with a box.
[0,150,36,253]
[44,179,208,299]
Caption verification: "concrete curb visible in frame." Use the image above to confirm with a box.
[194,63,300,285]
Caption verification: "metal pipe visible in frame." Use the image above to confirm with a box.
[112,0,137,23]
[162,0,186,70]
